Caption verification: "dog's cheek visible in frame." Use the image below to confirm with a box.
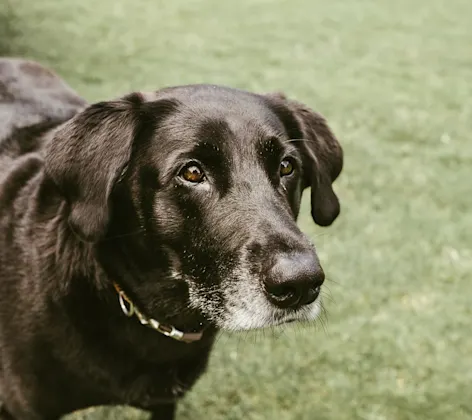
[220,278,275,330]
[152,194,185,240]
[152,192,224,319]
[156,189,267,327]
[213,248,269,330]
[185,280,226,325]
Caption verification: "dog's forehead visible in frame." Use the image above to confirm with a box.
[150,85,287,144]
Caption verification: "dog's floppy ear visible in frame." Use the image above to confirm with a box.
[44,99,138,241]
[265,93,343,226]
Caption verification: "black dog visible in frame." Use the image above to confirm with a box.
[0,58,343,419]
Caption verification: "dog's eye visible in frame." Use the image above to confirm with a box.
[180,164,205,183]
[280,159,294,177]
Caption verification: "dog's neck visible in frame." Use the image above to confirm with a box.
[111,281,206,343]
[95,236,211,332]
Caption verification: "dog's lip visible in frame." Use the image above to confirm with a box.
[271,315,300,326]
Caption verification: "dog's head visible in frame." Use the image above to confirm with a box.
[45,85,342,331]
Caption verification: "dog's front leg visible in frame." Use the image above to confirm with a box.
[149,403,176,420]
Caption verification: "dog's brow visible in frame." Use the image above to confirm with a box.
[259,136,285,156]
[188,141,226,170]
[196,119,231,142]
[196,141,221,152]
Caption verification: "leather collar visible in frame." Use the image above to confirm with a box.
[113,283,204,344]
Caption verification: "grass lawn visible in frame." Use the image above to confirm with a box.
[2,0,471,418]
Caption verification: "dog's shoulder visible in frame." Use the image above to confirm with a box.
[0,58,87,270]
[0,57,87,149]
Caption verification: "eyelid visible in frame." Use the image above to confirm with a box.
[175,159,205,177]
[282,154,301,169]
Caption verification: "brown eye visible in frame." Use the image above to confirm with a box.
[180,164,205,183]
[280,159,294,177]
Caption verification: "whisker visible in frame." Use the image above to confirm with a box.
[214,331,228,348]
[281,138,310,144]
[321,292,336,305]
[319,306,330,336]
[325,276,343,287]
[321,284,336,301]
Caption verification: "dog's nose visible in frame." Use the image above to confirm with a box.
[263,252,324,310]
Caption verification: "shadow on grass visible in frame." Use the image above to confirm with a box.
[0,0,21,56]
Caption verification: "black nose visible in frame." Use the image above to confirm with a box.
[263,252,325,310]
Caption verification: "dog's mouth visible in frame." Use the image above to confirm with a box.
[216,287,323,331]
[278,318,297,325]
[270,310,309,327]
[269,318,297,327]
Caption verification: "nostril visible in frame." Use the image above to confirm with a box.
[264,283,301,308]
[266,283,296,299]
[304,285,321,305]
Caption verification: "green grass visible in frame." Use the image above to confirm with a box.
[4,0,472,418]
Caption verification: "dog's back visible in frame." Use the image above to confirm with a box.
[0,58,86,168]
[0,58,87,263]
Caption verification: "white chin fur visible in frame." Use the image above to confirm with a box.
[219,298,321,331]
[219,278,323,331]
[185,269,323,331]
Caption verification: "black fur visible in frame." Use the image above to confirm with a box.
[0,58,343,419]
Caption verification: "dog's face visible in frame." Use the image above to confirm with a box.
[45,85,342,331]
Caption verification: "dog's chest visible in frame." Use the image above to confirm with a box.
[121,367,190,406]
[102,355,211,409]
[78,339,215,409]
